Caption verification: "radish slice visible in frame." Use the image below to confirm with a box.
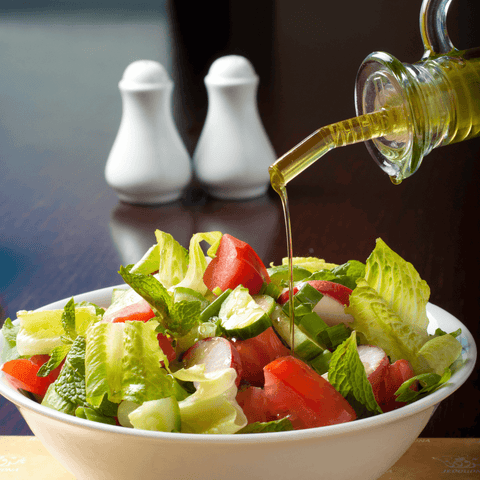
[357,345,389,402]
[313,295,354,327]
[183,337,243,387]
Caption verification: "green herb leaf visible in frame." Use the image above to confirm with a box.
[237,417,294,433]
[395,369,452,403]
[62,298,77,340]
[37,343,71,377]
[119,265,173,318]
[328,331,382,418]
[55,336,87,406]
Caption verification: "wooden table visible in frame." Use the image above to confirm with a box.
[1,0,478,440]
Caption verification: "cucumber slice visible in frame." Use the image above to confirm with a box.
[218,286,272,339]
[128,396,181,432]
[253,294,276,316]
[271,306,324,360]
[173,287,209,310]
[296,312,328,343]
[267,265,312,286]
[271,306,332,375]
[199,289,232,323]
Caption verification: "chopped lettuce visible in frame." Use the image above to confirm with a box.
[154,231,189,288]
[175,231,222,295]
[173,365,247,434]
[85,321,184,406]
[0,318,21,362]
[346,239,462,375]
[279,256,338,273]
[16,302,100,356]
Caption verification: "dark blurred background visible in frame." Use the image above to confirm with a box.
[1,0,479,437]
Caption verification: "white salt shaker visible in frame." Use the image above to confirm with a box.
[105,60,192,205]
[193,55,276,200]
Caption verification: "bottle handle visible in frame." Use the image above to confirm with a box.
[420,0,456,57]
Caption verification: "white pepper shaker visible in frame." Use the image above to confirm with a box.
[193,55,276,200]
[105,60,192,205]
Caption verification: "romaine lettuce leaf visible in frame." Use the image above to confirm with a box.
[175,231,223,295]
[85,321,182,406]
[16,304,99,356]
[279,257,338,273]
[346,239,462,375]
[173,365,247,434]
[236,417,294,433]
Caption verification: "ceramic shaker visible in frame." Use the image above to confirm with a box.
[105,60,192,205]
[193,55,276,200]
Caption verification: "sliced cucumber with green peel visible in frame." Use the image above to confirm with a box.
[199,288,232,323]
[253,294,276,316]
[218,286,272,339]
[173,287,209,310]
[267,264,312,286]
[128,396,181,432]
[295,312,329,343]
[271,306,324,360]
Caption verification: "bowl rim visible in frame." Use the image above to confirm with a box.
[0,285,477,445]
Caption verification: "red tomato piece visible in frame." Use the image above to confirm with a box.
[233,327,290,387]
[109,299,155,323]
[236,385,279,424]
[264,356,356,429]
[157,333,177,363]
[378,359,417,412]
[203,234,270,295]
[2,355,63,397]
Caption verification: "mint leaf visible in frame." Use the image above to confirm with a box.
[308,260,366,290]
[119,265,173,318]
[55,336,87,406]
[165,300,203,337]
[37,343,71,377]
[237,417,294,433]
[395,369,452,404]
[328,331,382,418]
[62,298,77,340]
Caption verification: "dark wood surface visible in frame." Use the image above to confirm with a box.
[1,1,479,438]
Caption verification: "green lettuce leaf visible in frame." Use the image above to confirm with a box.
[346,239,462,375]
[16,304,99,356]
[0,318,21,362]
[173,365,247,434]
[175,231,223,295]
[155,230,189,288]
[85,321,182,406]
[278,257,338,273]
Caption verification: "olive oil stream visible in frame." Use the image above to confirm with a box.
[269,108,408,352]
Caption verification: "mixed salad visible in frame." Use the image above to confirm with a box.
[0,231,464,434]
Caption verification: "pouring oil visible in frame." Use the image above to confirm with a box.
[270,45,480,350]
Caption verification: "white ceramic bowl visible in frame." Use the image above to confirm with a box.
[0,286,476,480]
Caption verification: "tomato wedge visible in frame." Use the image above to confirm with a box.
[378,359,417,412]
[2,355,63,397]
[236,386,279,424]
[264,356,356,429]
[203,234,270,295]
[233,327,290,386]
[110,299,155,323]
